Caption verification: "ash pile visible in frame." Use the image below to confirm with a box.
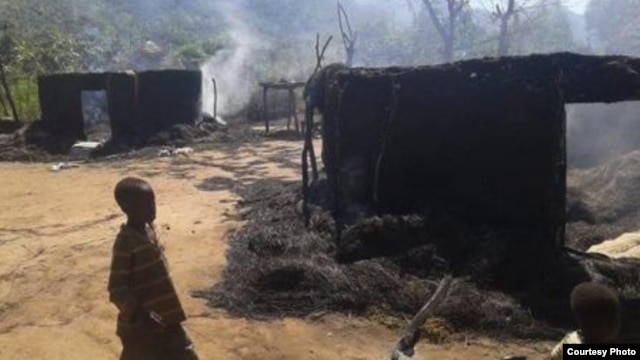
[200,53,640,341]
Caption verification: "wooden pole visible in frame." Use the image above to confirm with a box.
[212,77,218,119]
[0,59,20,123]
[307,106,318,181]
[302,124,311,226]
[262,86,269,134]
[287,88,293,130]
[334,84,346,241]
[292,89,300,133]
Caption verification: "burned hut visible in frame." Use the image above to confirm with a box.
[207,53,640,339]
[34,70,202,152]
[314,53,640,253]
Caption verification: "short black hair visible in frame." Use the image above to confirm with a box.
[571,282,620,323]
[114,177,153,215]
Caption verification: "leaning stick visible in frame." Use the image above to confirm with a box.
[0,59,19,123]
[212,77,218,119]
[314,34,333,74]
[391,274,453,360]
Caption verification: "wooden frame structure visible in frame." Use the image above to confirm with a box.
[260,81,305,134]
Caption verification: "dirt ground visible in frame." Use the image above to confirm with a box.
[0,128,554,359]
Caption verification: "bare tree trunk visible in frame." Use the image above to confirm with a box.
[444,1,456,62]
[498,20,510,56]
[421,0,468,63]
[337,1,357,67]
[496,0,517,56]
[0,89,8,116]
[0,59,19,123]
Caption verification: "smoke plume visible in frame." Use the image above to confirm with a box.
[201,1,260,117]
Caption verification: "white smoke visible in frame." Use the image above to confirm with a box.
[201,1,259,117]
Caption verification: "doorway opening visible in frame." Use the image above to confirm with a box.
[81,90,111,142]
[565,101,640,251]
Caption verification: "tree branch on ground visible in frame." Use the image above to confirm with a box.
[391,274,453,360]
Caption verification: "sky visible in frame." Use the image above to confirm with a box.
[559,0,590,13]
[469,0,590,14]
[355,0,590,15]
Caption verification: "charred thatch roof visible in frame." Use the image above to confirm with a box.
[195,177,640,341]
[194,178,561,339]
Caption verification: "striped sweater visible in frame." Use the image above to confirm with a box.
[550,331,583,360]
[108,224,186,336]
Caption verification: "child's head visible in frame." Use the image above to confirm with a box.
[571,282,620,343]
[114,177,156,224]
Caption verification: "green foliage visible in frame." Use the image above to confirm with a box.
[176,44,208,69]
[9,76,40,121]
[0,0,593,121]
[0,0,227,121]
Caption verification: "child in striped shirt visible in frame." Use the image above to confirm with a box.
[108,177,199,360]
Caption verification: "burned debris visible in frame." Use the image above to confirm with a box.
[206,53,640,341]
[26,69,204,155]
[317,52,640,248]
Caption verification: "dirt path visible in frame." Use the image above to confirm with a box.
[0,134,553,359]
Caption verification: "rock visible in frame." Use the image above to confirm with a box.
[174,147,194,156]
[0,118,22,134]
[69,141,102,159]
[50,162,80,172]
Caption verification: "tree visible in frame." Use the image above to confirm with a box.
[586,0,640,55]
[501,0,576,55]
[419,0,470,62]
[493,0,516,55]
[0,0,230,120]
[0,24,19,122]
[337,1,358,67]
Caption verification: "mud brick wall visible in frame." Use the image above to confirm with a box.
[38,73,107,141]
[319,53,640,249]
[37,69,202,149]
[136,70,202,135]
[106,72,137,144]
